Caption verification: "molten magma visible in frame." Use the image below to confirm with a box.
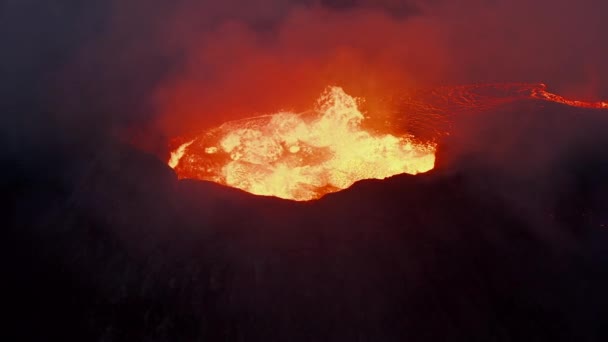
[168,140,194,169]
[168,83,607,201]
[531,84,608,109]
[170,87,436,201]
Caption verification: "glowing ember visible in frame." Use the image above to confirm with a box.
[169,87,436,201]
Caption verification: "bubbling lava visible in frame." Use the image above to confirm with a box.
[169,87,436,201]
[168,83,607,201]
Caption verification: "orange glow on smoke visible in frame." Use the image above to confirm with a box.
[169,86,436,201]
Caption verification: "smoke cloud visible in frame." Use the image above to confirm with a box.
[3,0,606,158]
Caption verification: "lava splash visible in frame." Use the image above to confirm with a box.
[169,87,436,201]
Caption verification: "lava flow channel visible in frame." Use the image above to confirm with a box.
[169,86,436,201]
[531,83,608,109]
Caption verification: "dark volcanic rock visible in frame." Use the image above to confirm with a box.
[5,101,608,341]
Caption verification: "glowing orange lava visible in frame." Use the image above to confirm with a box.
[169,87,436,201]
[168,83,607,201]
[531,83,608,109]
[168,140,194,169]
